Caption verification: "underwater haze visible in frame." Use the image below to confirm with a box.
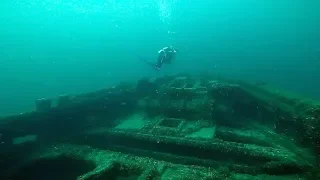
[0,0,320,116]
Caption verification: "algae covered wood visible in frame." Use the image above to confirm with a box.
[0,74,319,179]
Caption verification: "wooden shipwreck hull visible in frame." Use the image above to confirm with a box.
[0,73,319,179]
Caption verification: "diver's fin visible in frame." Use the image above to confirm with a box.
[138,56,160,71]
[152,65,161,71]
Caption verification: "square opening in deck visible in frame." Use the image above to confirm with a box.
[185,83,194,88]
[158,118,183,128]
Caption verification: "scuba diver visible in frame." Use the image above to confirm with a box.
[139,46,178,71]
[152,46,178,70]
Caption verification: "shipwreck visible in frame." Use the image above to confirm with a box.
[0,73,319,180]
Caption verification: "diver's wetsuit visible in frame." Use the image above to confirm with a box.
[153,46,178,70]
